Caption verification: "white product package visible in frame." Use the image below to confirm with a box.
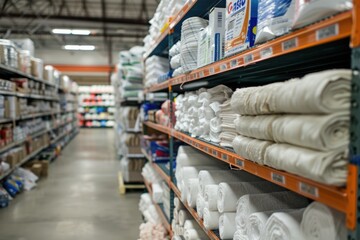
[256,0,296,44]
[225,0,259,56]
[209,7,226,62]
[197,27,211,68]
[293,0,353,28]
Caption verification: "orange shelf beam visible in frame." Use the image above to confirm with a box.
[143,121,353,227]
[170,182,220,240]
[144,179,172,236]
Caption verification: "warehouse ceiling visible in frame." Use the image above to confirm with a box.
[0,0,157,51]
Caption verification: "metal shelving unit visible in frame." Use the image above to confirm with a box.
[141,1,360,239]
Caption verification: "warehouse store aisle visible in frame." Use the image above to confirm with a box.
[0,129,142,240]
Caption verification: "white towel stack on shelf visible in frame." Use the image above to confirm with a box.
[231,69,351,186]
[180,17,208,73]
[219,100,239,148]
[138,193,167,240]
[170,41,184,77]
[145,56,169,87]
[141,163,165,203]
[174,85,232,142]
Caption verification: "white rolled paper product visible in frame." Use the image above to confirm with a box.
[233,230,249,240]
[301,201,346,240]
[184,229,202,240]
[173,209,179,224]
[184,219,199,231]
[236,192,309,235]
[152,183,163,203]
[179,209,192,226]
[198,170,261,196]
[172,219,176,231]
[230,69,351,115]
[217,181,285,213]
[264,143,348,186]
[187,178,200,208]
[196,194,205,219]
[264,209,306,240]
[204,184,219,211]
[219,212,237,239]
[203,207,220,230]
[174,197,185,211]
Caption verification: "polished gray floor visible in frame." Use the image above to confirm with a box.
[0,129,142,240]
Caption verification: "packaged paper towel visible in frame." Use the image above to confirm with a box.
[209,7,226,62]
[293,0,352,29]
[255,0,295,44]
[225,0,259,57]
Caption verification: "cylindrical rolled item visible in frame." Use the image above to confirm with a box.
[203,207,220,230]
[179,210,192,226]
[198,170,260,196]
[300,201,346,240]
[184,229,202,240]
[173,209,179,224]
[219,212,236,239]
[204,184,219,211]
[233,230,249,240]
[184,219,199,231]
[186,178,200,208]
[217,181,285,213]
[196,194,205,219]
[174,197,185,211]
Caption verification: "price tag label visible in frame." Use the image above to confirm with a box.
[212,149,217,156]
[282,38,298,51]
[230,59,238,68]
[220,64,227,71]
[316,24,339,41]
[195,143,199,148]
[235,158,244,168]
[199,71,204,78]
[222,154,228,161]
[271,172,286,185]
[299,182,319,198]
[209,67,215,75]
[204,146,208,152]
[260,47,273,58]
[244,54,253,64]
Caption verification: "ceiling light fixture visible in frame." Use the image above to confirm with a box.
[63,45,96,51]
[52,29,91,35]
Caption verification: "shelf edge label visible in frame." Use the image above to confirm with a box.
[282,38,298,51]
[316,24,339,41]
[260,47,273,59]
[299,182,319,198]
[235,158,244,168]
[271,172,286,185]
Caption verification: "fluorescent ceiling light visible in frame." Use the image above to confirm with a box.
[71,29,91,35]
[52,29,72,34]
[63,45,95,51]
[52,29,91,35]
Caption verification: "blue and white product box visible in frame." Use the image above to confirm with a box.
[209,7,226,63]
[256,0,295,44]
[225,0,259,57]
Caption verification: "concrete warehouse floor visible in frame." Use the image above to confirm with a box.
[0,129,142,240]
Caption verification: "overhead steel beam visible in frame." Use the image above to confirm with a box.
[1,13,150,25]
[0,30,146,38]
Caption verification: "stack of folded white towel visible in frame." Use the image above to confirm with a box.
[138,193,168,240]
[175,85,233,142]
[231,69,351,186]
[145,56,169,87]
[142,163,164,203]
[219,100,239,148]
[170,41,184,77]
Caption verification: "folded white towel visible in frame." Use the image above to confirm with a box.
[219,132,238,148]
[263,209,306,240]
[217,181,285,213]
[233,230,249,240]
[301,201,346,240]
[219,212,237,239]
[235,113,349,151]
[204,184,219,211]
[210,117,222,133]
[184,219,200,231]
[203,207,220,230]
[186,178,200,208]
[196,194,205,219]
[179,210,192,226]
[152,183,163,203]
[232,135,273,165]
[264,143,348,186]
[236,192,309,235]
[198,170,261,197]
[174,197,185,211]
[231,69,351,115]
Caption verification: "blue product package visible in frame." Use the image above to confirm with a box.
[256,0,295,44]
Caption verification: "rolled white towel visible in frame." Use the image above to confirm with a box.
[232,135,273,165]
[248,209,296,240]
[184,228,203,240]
[219,212,236,239]
[174,197,185,211]
[263,209,306,240]
[236,192,309,235]
[217,181,285,213]
[179,210,192,226]
[186,178,200,208]
[203,207,220,230]
[198,170,261,196]
[264,143,348,186]
[196,194,205,219]
[231,69,351,115]
[174,209,179,224]
[184,219,199,231]
[204,185,219,211]
[300,201,346,240]
[152,183,163,203]
[234,115,277,140]
[233,230,249,240]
